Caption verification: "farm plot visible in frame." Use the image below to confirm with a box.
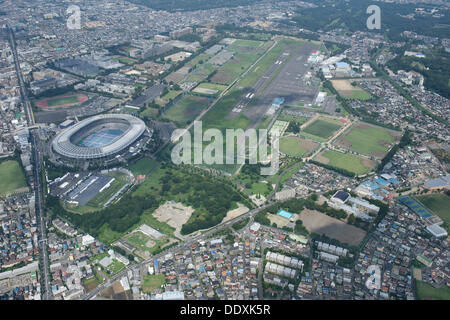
[334,122,401,158]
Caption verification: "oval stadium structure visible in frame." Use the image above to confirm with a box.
[52,114,147,160]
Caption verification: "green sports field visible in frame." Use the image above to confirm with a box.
[416,280,450,300]
[338,123,397,157]
[47,96,80,107]
[303,118,343,139]
[279,136,309,157]
[127,157,158,176]
[416,193,450,223]
[0,160,28,196]
[316,150,374,175]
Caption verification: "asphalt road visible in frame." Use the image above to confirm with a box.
[8,25,51,299]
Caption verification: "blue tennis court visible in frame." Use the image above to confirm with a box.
[277,209,294,219]
[78,129,124,147]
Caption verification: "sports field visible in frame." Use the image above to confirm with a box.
[416,280,450,300]
[331,79,372,100]
[35,93,88,109]
[142,274,166,293]
[163,95,212,127]
[0,160,28,196]
[416,193,450,223]
[314,149,375,175]
[279,136,318,157]
[334,122,401,158]
[302,117,343,140]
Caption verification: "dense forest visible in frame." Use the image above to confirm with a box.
[292,0,449,41]
[386,48,450,99]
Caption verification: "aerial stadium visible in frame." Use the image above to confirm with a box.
[52,114,150,162]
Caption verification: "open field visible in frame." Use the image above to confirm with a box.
[35,93,88,109]
[127,157,158,177]
[314,149,375,175]
[416,193,450,223]
[279,136,318,157]
[299,209,366,246]
[142,274,165,293]
[250,182,272,196]
[302,117,344,140]
[163,95,212,127]
[334,122,401,158]
[416,280,450,300]
[331,79,372,100]
[152,201,194,237]
[268,213,291,228]
[192,82,228,96]
[0,160,28,196]
[277,113,310,126]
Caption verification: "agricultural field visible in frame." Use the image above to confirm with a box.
[334,122,401,158]
[302,117,344,140]
[279,136,318,157]
[331,79,372,100]
[314,149,375,175]
[416,193,450,223]
[0,160,28,196]
[416,280,450,300]
[163,95,212,127]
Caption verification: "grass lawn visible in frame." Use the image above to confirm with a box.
[108,259,125,274]
[201,90,251,131]
[280,136,309,157]
[343,125,395,155]
[416,280,450,300]
[318,150,372,175]
[0,160,28,196]
[303,118,342,139]
[47,95,79,106]
[277,114,309,126]
[416,193,450,223]
[250,182,272,196]
[348,90,372,100]
[193,82,228,96]
[238,41,284,87]
[142,274,166,293]
[127,157,158,176]
[163,95,212,127]
[125,231,169,254]
[161,90,182,101]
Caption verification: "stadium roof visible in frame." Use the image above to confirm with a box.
[52,114,146,160]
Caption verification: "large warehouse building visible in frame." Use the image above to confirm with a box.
[52,114,149,162]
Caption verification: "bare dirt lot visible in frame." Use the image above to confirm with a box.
[222,203,249,223]
[299,209,366,246]
[153,201,194,238]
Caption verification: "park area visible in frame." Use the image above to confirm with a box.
[334,122,401,158]
[314,149,375,175]
[299,209,366,246]
[279,136,318,157]
[416,193,450,223]
[331,79,372,100]
[163,95,212,127]
[302,117,344,140]
[0,160,28,196]
[35,93,88,109]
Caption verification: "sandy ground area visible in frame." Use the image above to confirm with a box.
[299,209,366,246]
[222,203,249,223]
[153,201,194,239]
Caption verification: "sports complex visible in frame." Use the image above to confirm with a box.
[52,114,149,162]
